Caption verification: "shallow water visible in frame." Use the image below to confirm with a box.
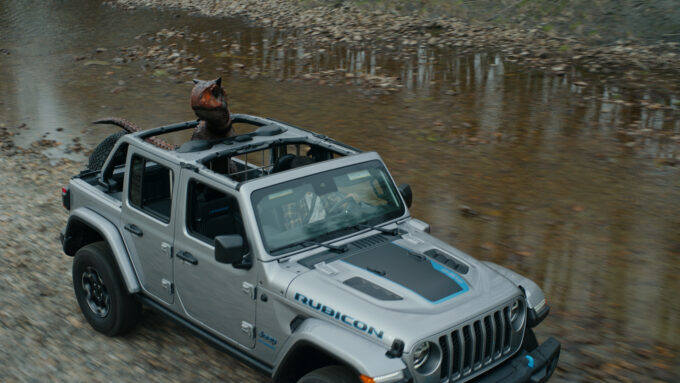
[1,0,679,380]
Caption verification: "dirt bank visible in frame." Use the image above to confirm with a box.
[113,0,680,86]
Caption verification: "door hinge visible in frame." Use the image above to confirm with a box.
[161,279,174,294]
[241,321,254,338]
[161,242,173,258]
[242,281,256,300]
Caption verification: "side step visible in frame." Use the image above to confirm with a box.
[137,295,274,377]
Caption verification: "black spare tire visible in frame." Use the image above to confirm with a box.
[87,131,126,171]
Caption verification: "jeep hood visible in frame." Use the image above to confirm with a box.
[285,232,521,350]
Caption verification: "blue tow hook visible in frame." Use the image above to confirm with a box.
[525,355,535,368]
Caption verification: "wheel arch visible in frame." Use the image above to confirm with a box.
[273,340,355,383]
[63,208,140,293]
[272,318,406,383]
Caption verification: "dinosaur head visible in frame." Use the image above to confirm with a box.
[191,77,231,132]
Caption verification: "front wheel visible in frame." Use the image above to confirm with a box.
[298,365,359,383]
[72,241,141,336]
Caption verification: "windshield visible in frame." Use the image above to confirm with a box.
[251,160,405,255]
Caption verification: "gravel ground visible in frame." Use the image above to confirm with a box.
[0,130,269,382]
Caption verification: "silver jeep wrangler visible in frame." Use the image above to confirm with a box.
[61,115,560,383]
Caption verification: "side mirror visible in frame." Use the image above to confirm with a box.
[215,235,248,267]
[398,184,412,208]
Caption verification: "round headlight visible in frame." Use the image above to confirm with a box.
[413,342,431,369]
[510,300,520,322]
[509,298,526,331]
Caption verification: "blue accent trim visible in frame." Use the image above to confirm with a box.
[258,339,276,350]
[525,355,535,368]
[340,242,469,305]
[428,259,469,304]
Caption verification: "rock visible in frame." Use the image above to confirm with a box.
[551,64,567,74]
[83,60,109,67]
[459,205,479,217]
[537,49,550,58]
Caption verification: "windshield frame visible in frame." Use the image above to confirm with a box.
[241,152,409,259]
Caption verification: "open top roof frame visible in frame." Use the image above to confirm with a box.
[135,114,359,160]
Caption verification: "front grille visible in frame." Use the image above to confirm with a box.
[438,303,518,382]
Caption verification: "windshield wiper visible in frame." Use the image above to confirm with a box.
[271,239,347,255]
[303,240,348,253]
[354,223,400,236]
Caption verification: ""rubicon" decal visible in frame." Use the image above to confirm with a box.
[294,292,385,339]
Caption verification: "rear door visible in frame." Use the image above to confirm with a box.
[120,150,178,304]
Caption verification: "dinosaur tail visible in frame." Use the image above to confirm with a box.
[93,117,141,134]
[93,117,176,151]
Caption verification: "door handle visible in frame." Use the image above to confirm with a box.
[176,251,198,265]
[124,224,143,237]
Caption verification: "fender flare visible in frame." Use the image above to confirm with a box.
[64,207,141,293]
[483,262,545,310]
[272,318,406,380]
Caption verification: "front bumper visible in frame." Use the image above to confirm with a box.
[472,337,560,383]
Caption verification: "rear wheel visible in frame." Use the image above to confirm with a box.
[72,241,141,336]
[298,365,359,383]
[87,131,126,171]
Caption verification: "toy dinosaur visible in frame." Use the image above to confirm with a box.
[91,117,176,150]
[94,77,233,147]
[90,77,236,173]
[189,77,234,140]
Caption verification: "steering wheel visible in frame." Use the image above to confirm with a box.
[327,195,359,217]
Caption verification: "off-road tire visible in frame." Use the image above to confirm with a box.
[72,241,141,336]
[87,131,126,171]
[298,365,359,383]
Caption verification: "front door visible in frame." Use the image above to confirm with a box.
[173,173,258,348]
[121,151,178,304]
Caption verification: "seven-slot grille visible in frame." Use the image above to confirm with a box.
[438,303,518,382]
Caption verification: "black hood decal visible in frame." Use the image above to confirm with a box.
[343,242,469,303]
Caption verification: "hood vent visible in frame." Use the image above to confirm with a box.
[424,249,469,274]
[343,277,403,301]
[351,234,389,250]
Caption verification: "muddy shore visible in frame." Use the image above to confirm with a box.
[113,0,680,89]
[0,127,269,382]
